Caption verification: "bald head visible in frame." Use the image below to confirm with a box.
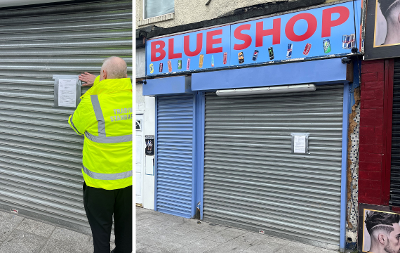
[100,56,127,81]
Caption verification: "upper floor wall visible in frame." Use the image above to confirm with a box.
[136,0,342,30]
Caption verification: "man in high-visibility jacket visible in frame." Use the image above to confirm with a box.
[68,56,132,253]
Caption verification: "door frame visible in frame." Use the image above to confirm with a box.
[136,114,145,204]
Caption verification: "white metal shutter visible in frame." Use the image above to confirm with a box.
[204,84,344,248]
[156,95,194,218]
[0,0,131,234]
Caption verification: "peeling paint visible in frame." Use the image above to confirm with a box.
[346,87,360,245]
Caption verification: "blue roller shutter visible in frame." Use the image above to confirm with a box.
[156,94,195,218]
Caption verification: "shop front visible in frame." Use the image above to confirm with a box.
[144,1,361,250]
[193,59,353,249]
[144,76,201,218]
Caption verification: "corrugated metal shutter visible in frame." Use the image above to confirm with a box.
[156,95,194,218]
[390,59,400,206]
[203,84,344,248]
[0,0,131,234]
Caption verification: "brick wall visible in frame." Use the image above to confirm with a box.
[359,60,386,205]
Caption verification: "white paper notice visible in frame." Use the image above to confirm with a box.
[294,135,306,153]
[58,79,77,107]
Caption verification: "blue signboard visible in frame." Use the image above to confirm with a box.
[147,26,230,75]
[146,0,360,76]
[230,1,359,65]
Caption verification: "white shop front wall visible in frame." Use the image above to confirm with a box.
[136,81,156,210]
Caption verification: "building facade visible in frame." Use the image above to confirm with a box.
[136,42,156,209]
[137,0,362,251]
[356,0,400,250]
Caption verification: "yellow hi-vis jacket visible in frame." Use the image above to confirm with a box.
[68,76,132,190]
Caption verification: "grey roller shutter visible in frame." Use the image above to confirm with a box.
[390,59,400,206]
[156,95,194,218]
[0,0,131,233]
[203,84,344,248]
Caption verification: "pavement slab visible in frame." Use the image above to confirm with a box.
[0,229,47,253]
[0,212,24,243]
[205,234,262,253]
[203,227,247,244]
[276,240,340,253]
[136,242,165,253]
[244,241,287,253]
[179,239,226,253]
[40,227,94,253]
[0,207,352,253]
[16,218,55,238]
[136,207,341,253]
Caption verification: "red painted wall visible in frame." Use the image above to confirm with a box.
[359,60,388,205]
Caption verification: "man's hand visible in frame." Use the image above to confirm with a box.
[79,72,97,86]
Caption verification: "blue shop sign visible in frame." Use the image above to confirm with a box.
[146,0,360,76]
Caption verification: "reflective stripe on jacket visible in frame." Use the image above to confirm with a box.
[68,77,132,190]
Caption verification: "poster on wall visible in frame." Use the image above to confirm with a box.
[358,204,400,252]
[146,0,361,76]
[145,135,154,156]
[364,0,400,59]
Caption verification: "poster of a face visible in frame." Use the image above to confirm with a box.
[362,209,400,253]
[374,0,400,46]
[365,0,400,59]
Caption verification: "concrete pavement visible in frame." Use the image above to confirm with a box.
[0,209,115,253]
[136,207,350,253]
[0,206,356,253]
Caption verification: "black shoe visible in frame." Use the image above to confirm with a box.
[110,249,115,253]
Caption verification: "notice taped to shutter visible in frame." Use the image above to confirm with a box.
[58,79,77,107]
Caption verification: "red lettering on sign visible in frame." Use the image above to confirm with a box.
[206,29,223,54]
[285,13,317,42]
[184,33,203,57]
[168,38,182,59]
[151,40,166,62]
[322,6,350,37]
[233,24,252,50]
[256,18,281,47]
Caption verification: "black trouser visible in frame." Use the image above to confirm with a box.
[83,182,132,253]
